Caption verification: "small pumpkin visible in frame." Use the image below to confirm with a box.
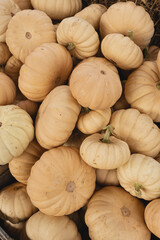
[56,17,100,59]
[6,9,56,63]
[0,43,11,65]
[0,72,16,105]
[0,182,37,224]
[27,146,96,216]
[96,169,119,186]
[85,186,151,240]
[5,56,23,85]
[13,0,32,10]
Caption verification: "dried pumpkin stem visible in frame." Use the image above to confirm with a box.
[134,183,142,197]
[101,125,114,143]
[128,30,133,41]
[67,42,75,51]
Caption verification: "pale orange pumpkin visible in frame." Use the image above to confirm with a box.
[0,43,11,65]
[13,0,32,10]
[5,56,23,85]
[0,72,16,105]
[96,169,119,186]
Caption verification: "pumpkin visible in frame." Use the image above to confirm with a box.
[13,0,32,10]
[85,186,151,240]
[5,56,23,85]
[101,33,143,70]
[80,125,130,169]
[110,108,160,157]
[0,182,37,224]
[69,57,122,110]
[144,45,159,61]
[77,108,111,134]
[56,17,100,59]
[0,0,20,42]
[16,99,39,119]
[0,105,34,165]
[0,72,16,105]
[75,3,107,30]
[144,198,160,238]
[125,61,160,122]
[157,50,160,73]
[6,10,56,63]
[9,139,44,184]
[27,146,96,216]
[63,129,87,149]
[30,0,82,20]
[18,43,73,102]
[35,85,81,149]
[26,211,81,240]
[0,43,11,65]
[96,169,119,186]
[117,153,160,200]
[100,1,154,49]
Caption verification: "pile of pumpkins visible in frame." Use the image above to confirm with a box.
[0,0,160,239]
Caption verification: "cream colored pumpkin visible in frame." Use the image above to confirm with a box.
[125,61,160,122]
[31,0,82,20]
[13,0,32,10]
[5,56,22,85]
[0,72,16,105]
[27,146,96,216]
[0,43,11,65]
[110,108,160,157]
[56,17,100,59]
[100,1,154,49]
[6,10,56,63]
[157,50,160,73]
[85,186,151,240]
[9,139,44,184]
[18,43,73,102]
[0,105,34,165]
[77,108,111,134]
[96,169,119,186]
[0,182,37,223]
[117,154,160,200]
[101,33,143,70]
[69,57,122,110]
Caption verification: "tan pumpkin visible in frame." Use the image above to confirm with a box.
[26,211,81,240]
[0,105,34,165]
[31,0,82,20]
[144,45,159,61]
[80,125,130,169]
[117,154,160,200]
[56,17,100,59]
[77,108,111,134]
[85,186,151,240]
[110,108,160,157]
[100,1,154,49]
[13,0,32,10]
[35,85,81,149]
[16,99,39,118]
[0,43,11,65]
[125,61,160,122]
[63,129,87,149]
[157,50,160,73]
[27,146,96,216]
[96,169,119,186]
[0,72,16,105]
[144,198,160,238]
[0,0,20,42]
[0,182,37,223]
[5,56,23,85]
[69,57,122,110]
[6,10,56,63]
[9,139,44,184]
[75,3,107,30]
[18,43,73,102]
[101,33,143,70]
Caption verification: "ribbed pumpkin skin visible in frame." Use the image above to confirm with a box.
[85,186,151,240]
[0,43,11,65]
[69,57,122,110]
[96,169,119,186]
[125,61,160,122]
[100,1,154,49]
[6,10,56,63]
[0,105,34,165]
[26,211,81,240]
[110,108,160,158]
[0,182,37,224]
[56,17,100,59]
[0,72,16,106]
[31,0,82,20]
[27,146,96,216]
[13,0,32,9]
[35,85,81,149]
[144,199,160,238]
[101,33,143,70]
[18,43,73,102]
[5,56,22,85]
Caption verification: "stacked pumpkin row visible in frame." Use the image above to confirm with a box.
[0,0,160,239]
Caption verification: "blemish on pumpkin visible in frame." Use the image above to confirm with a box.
[66,181,76,192]
[10,12,14,17]
[25,32,32,39]
[14,185,23,191]
[0,122,2,127]
[121,206,130,217]
[100,70,106,75]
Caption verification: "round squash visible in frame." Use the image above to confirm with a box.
[0,72,16,105]
[69,57,122,110]
[31,0,82,20]
[117,153,160,200]
[13,0,32,10]
[100,1,154,49]
[6,9,56,63]
[56,17,100,59]
[27,146,96,216]
[5,56,23,85]
[0,105,34,165]
[110,108,160,158]
[0,182,37,223]
[0,43,11,65]
[18,43,73,102]
[96,169,119,186]
[85,186,151,240]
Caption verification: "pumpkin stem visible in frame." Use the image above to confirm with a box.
[128,30,133,41]
[67,42,75,51]
[101,125,114,143]
[134,183,142,197]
